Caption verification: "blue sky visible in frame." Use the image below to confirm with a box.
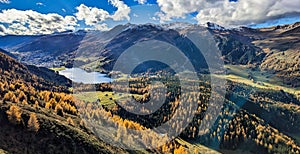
[250,16,300,28]
[0,0,194,25]
[0,0,157,19]
[0,0,299,35]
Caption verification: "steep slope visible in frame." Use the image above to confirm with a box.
[0,48,72,88]
[0,52,128,154]
[0,102,127,154]
[0,52,69,92]
[251,23,300,87]
[0,48,16,59]
[26,65,72,87]
[99,24,208,73]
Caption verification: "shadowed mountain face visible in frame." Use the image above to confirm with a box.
[0,48,16,59]
[211,30,266,65]
[100,24,208,73]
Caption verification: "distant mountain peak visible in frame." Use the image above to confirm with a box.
[122,23,169,32]
[206,22,227,31]
[274,22,300,31]
[162,22,195,30]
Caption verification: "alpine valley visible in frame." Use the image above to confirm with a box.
[0,22,299,154]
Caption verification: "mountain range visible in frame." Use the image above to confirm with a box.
[0,22,299,86]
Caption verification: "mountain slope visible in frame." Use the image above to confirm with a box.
[0,52,69,92]
[0,52,128,154]
[0,48,16,59]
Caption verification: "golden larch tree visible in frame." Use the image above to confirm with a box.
[28,113,40,132]
[174,145,188,154]
[6,105,22,125]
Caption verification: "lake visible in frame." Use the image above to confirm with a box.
[59,68,112,84]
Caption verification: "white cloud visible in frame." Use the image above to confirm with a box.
[156,0,300,26]
[156,0,205,23]
[75,4,109,26]
[0,0,10,4]
[75,1,130,28]
[134,0,147,5]
[150,16,159,21]
[0,24,6,35]
[36,2,44,6]
[83,23,110,31]
[0,9,78,35]
[0,1,132,35]
[133,13,139,17]
[94,23,110,31]
[108,0,131,21]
